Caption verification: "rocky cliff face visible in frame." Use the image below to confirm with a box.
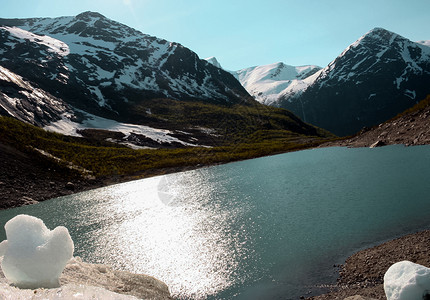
[279,28,430,136]
[0,65,72,127]
[0,11,252,124]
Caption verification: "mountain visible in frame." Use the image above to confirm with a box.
[278,28,430,136]
[0,12,331,149]
[0,12,252,122]
[231,62,321,106]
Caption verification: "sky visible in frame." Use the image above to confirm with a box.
[0,0,429,70]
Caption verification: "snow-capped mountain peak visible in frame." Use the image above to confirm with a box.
[0,11,255,148]
[204,56,222,69]
[231,62,321,105]
[0,12,251,115]
[278,27,430,136]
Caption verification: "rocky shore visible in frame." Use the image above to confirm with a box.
[322,96,430,149]
[308,98,430,299]
[307,230,430,299]
[0,142,105,210]
[0,256,172,299]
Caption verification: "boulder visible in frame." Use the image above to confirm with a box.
[369,140,385,148]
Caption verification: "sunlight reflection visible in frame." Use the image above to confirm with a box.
[87,170,247,299]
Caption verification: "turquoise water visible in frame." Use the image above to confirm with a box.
[1,145,430,299]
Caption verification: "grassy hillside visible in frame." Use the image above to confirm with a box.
[0,101,335,179]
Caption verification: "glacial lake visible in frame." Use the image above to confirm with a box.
[1,145,430,299]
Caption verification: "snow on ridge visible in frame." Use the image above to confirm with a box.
[17,14,171,67]
[418,40,430,47]
[232,62,321,105]
[44,111,200,148]
[0,65,29,90]
[205,57,222,69]
[12,15,226,101]
[4,13,246,104]
[1,26,70,56]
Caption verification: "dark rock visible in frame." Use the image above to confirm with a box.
[65,182,75,190]
[20,196,38,206]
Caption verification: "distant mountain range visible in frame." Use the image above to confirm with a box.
[208,28,430,136]
[1,11,429,139]
[0,12,328,149]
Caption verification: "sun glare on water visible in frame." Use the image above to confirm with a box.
[80,170,249,299]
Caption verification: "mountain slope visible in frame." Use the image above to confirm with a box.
[0,65,72,127]
[0,64,331,149]
[324,95,430,147]
[279,28,430,136]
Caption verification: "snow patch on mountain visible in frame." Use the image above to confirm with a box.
[1,26,70,56]
[0,65,71,126]
[44,111,200,148]
[417,40,430,47]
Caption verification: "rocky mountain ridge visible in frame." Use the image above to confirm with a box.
[280,27,430,136]
[0,11,251,109]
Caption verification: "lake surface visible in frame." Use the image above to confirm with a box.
[1,145,430,299]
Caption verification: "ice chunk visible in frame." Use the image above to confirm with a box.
[0,214,74,288]
[384,260,430,300]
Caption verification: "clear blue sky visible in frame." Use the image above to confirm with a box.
[1,0,429,70]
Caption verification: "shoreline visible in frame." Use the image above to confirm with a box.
[0,140,322,211]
